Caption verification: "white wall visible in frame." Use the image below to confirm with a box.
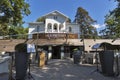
[28,11,81,39]
[45,15,66,33]
[28,23,45,39]
[66,24,80,38]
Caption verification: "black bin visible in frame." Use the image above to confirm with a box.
[73,51,82,64]
[99,50,114,76]
[15,43,29,80]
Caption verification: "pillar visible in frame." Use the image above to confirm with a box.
[48,46,52,59]
[61,46,64,59]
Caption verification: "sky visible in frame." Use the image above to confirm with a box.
[23,0,117,32]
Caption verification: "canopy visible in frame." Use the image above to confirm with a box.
[92,42,120,50]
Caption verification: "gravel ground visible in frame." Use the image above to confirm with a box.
[0,58,120,80]
[30,59,120,80]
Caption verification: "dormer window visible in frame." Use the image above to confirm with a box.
[54,16,57,19]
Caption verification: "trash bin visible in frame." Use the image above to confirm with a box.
[73,50,82,64]
[99,50,114,76]
[15,43,29,80]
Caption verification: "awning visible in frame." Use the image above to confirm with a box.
[92,42,120,50]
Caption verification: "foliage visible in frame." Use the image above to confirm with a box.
[36,17,45,22]
[0,23,8,36]
[8,26,28,39]
[66,18,71,23]
[0,0,30,26]
[99,29,107,38]
[8,26,18,39]
[74,7,98,39]
[104,0,120,38]
[0,0,30,38]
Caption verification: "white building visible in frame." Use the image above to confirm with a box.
[28,10,82,59]
[28,10,80,39]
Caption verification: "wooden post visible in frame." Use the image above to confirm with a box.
[39,51,45,68]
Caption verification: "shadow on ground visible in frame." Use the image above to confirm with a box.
[30,59,120,80]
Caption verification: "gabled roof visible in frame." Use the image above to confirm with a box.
[43,10,69,18]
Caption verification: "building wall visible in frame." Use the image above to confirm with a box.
[45,15,66,33]
[28,11,80,39]
[0,39,119,52]
[28,23,80,39]
[28,23,45,39]
[66,24,80,38]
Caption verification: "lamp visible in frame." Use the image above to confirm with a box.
[112,39,116,43]
[80,39,83,42]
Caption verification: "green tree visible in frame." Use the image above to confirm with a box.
[8,26,18,39]
[88,25,98,39]
[16,27,28,39]
[8,26,28,39]
[0,0,30,37]
[36,17,45,22]
[74,7,97,39]
[0,0,30,25]
[104,0,120,38]
[66,18,71,23]
[104,15,116,38]
[0,23,8,37]
[99,29,107,38]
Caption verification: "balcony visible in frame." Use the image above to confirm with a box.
[32,33,78,39]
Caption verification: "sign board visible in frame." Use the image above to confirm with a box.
[27,44,36,53]
[92,43,101,49]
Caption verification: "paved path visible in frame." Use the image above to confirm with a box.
[0,59,120,80]
[0,73,9,80]
[30,59,120,80]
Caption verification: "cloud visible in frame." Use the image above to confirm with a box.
[92,24,106,29]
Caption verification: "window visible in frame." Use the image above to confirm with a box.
[37,26,39,32]
[48,23,52,29]
[54,16,57,19]
[69,27,72,32]
[47,23,52,32]
[53,23,58,32]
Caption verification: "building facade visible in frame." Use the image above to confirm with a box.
[28,11,83,59]
[28,10,80,39]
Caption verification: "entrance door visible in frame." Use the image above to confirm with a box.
[52,46,60,59]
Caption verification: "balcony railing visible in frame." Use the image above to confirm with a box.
[32,33,78,39]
